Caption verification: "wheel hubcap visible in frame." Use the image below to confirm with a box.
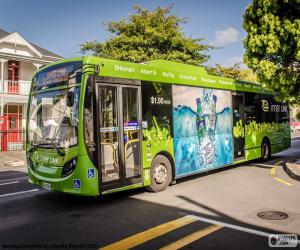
[154,164,167,184]
[262,143,269,158]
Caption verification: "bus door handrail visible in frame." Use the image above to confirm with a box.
[100,142,118,170]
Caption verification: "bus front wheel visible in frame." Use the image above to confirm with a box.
[261,139,271,161]
[148,155,172,192]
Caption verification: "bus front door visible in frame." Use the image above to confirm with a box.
[97,84,142,192]
[232,92,245,159]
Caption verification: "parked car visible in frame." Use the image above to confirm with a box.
[290,118,300,132]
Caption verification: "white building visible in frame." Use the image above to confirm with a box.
[0,28,63,150]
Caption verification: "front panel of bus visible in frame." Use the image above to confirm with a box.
[26,60,100,196]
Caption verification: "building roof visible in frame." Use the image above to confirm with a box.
[0,28,10,39]
[29,42,61,58]
[0,27,62,59]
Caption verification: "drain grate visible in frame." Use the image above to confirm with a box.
[257,211,289,220]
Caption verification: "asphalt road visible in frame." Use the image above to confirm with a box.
[0,141,300,250]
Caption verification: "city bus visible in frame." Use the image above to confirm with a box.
[26,57,291,196]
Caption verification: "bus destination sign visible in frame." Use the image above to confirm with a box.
[35,61,82,89]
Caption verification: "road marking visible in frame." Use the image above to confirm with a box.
[0,189,39,198]
[270,167,276,175]
[274,177,292,186]
[186,215,300,244]
[10,161,25,167]
[159,224,223,250]
[274,161,284,166]
[0,181,19,186]
[270,160,284,175]
[187,215,269,237]
[100,216,196,250]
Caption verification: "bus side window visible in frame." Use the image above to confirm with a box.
[141,81,173,139]
[244,92,256,124]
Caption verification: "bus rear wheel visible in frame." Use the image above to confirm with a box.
[148,155,172,192]
[261,139,271,161]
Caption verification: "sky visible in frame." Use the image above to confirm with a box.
[0,0,252,67]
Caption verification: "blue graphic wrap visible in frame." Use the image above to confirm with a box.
[173,86,233,176]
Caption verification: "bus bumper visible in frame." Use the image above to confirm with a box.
[27,155,100,196]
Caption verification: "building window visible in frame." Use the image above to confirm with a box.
[7,60,20,93]
[2,105,23,130]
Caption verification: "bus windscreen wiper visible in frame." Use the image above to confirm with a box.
[28,141,65,156]
[28,143,42,153]
[51,144,65,156]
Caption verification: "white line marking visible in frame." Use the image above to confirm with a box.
[187,215,300,244]
[0,189,40,198]
[251,163,274,168]
[0,181,19,186]
[10,162,25,166]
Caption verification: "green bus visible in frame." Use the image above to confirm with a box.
[26,57,290,196]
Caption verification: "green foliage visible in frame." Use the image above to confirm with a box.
[143,116,171,143]
[80,5,212,65]
[206,63,257,82]
[233,120,245,138]
[245,120,290,148]
[243,0,300,103]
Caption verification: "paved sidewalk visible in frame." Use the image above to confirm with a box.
[284,159,300,181]
[291,131,300,140]
[0,150,27,173]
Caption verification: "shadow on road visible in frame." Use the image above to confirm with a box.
[0,184,297,250]
[0,170,27,182]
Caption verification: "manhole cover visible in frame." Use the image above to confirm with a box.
[257,211,289,220]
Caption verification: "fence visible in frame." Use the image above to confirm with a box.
[0,129,26,151]
[3,80,31,95]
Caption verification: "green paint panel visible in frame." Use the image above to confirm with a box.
[28,154,99,196]
[244,121,290,161]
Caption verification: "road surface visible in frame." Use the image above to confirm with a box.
[0,140,300,249]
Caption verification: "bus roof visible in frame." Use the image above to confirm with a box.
[37,56,272,94]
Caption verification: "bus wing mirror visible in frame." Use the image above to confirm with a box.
[66,91,74,107]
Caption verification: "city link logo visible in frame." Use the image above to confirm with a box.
[261,100,270,112]
[32,151,59,164]
[261,100,288,113]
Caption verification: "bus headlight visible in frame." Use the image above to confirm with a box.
[62,158,77,177]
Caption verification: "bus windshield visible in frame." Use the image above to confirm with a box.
[28,87,80,149]
[28,61,82,149]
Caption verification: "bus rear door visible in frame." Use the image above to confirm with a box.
[232,92,245,160]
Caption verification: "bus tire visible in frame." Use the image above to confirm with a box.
[148,155,172,192]
[261,139,271,161]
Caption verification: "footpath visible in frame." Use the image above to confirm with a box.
[0,150,27,173]
[284,132,300,181]
[284,160,300,181]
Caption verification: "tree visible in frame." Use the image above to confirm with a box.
[206,63,257,82]
[243,0,300,103]
[80,5,212,66]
